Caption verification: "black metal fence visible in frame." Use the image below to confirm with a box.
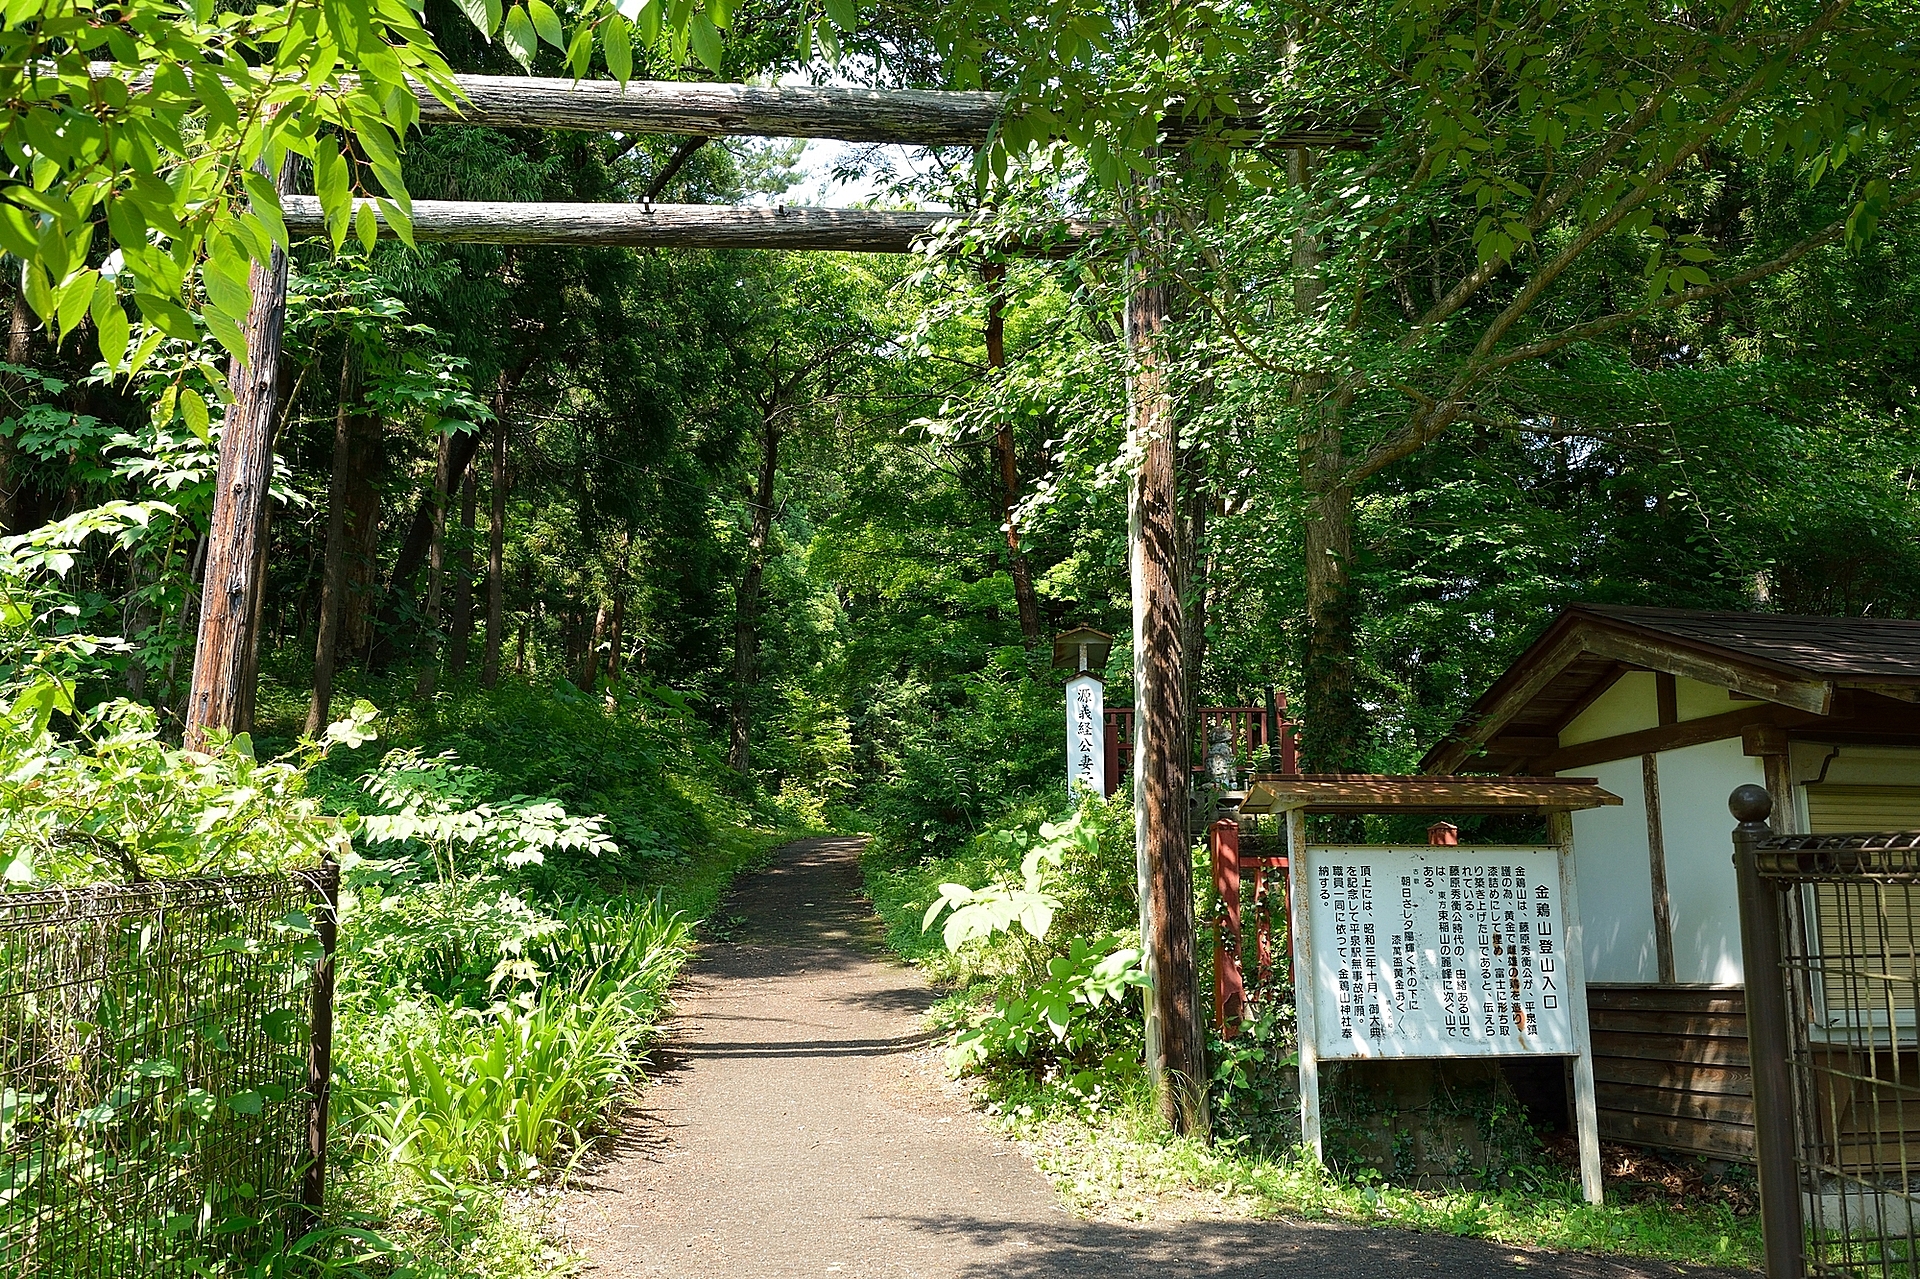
[1734,785,1920,1278]
[0,865,338,1278]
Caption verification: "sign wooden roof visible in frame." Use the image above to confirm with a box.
[1422,606,1920,775]
[1238,773,1620,816]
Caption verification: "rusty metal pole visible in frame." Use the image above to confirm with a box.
[1732,784,1804,1279]
[300,856,340,1235]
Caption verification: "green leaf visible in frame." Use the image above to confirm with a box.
[135,293,198,340]
[452,0,493,35]
[603,15,632,83]
[822,0,856,32]
[566,22,595,77]
[314,136,352,251]
[93,295,130,370]
[689,12,722,70]
[55,269,96,340]
[355,201,378,252]
[204,306,249,364]
[20,264,53,324]
[0,202,37,260]
[125,327,167,379]
[503,5,538,67]
[180,388,212,443]
[262,1009,304,1044]
[528,0,564,47]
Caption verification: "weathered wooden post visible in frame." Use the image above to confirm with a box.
[301,854,340,1233]
[1731,784,1806,1279]
[1126,164,1207,1133]
[184,159,295,751]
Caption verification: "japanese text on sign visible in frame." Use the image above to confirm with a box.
[1304,848,1574,1059]
[1064,673,1104,796]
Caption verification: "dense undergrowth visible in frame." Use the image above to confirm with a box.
[2,646,814,1278]
[863,798,1764,1272]
[280,675,815,1277]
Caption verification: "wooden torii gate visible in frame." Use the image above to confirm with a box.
[182,73,1373,1124]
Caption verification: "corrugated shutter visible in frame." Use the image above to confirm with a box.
[1806,786,1920,1026]
[1807,786,1920,835]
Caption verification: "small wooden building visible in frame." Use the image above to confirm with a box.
[1424,605,1920,1161]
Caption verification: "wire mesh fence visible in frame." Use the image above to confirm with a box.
[0,866,337,1279]
[1751,830,1920,1277]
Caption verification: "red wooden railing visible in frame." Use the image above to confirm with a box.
[1211,819,1290,1036]
[1101,692,1298,798]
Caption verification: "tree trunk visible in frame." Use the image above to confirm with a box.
[728,412,780,775]
[1300,438,1360,771]
[305,346,364,737]
[1181,457,1209,722]
[607,592,625,681]
[341,431,383,664]
[1126,170,1206,1134]
[983,264,1044,648]
[1,286,30,535]
[367,426,484,672]
[413,432,452,697]
[515,583,531,674]
[482,380,511,688]
[448,468,478,675]
[1288,145,1366,773]
[581,598,608,689]
[605,533,632,682]
[184,157,295,751]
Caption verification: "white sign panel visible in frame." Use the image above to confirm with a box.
[1065,674,1104,796]
[1303,847,1574,1059]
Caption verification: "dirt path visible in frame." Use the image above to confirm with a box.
[560,836,1735,1278]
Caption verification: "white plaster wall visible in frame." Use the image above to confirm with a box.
[1560,672,1658,745]
[1563,756,1659,982]
[1675,676,1762,722]
[1657,738,1765,985]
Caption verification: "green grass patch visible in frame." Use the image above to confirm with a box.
[980,1074,1761,1270]
[862,831,1760,1273]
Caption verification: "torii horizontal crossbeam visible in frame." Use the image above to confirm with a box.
[88,63,1379,149]
[416,75,1005,146]
[283,196,1087,255]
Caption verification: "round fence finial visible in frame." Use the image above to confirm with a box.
[1729,783,1773,830]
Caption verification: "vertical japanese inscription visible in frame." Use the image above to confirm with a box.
[1307,848,1573,1058]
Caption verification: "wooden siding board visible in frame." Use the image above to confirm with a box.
[1587,985,1756,1160]
[1589,986,1745,1014]
[1594,1056,1753,1096]
[1598,1111,1755,1160]
[1592,1030,1750,1068]
[1595,1083,1755,1126]
[1585,1010,1749,1039]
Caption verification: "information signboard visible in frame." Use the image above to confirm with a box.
[1302,847,1574,1059]
[1065,673,1104,796]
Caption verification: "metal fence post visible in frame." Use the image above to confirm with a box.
[1732,784,1805,1279]
[301,856,340,1235]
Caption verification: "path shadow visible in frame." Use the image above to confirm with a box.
[875,1211,1742,1279]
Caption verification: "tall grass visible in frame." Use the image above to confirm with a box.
[338,898,694,1183]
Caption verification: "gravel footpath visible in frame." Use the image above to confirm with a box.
[559,835,1740,1278]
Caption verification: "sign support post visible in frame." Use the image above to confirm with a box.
[1552,809,1604,1205]
[1286,804,1323,1161]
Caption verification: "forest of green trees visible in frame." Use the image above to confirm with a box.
[2,0,1917,1270]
